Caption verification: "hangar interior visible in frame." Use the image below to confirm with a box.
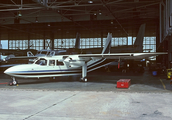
[0,0,172,68]
[1,1,172,119]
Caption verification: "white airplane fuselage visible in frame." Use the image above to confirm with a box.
[4,56,80,78]
[4,64,81,78]
[4,55,109,79]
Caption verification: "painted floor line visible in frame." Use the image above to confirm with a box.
[160,79,167,90]
[0,82,8,85]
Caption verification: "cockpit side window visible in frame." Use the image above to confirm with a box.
[49,60,55,66]
[56,60,64,66]
[35,58,47,66]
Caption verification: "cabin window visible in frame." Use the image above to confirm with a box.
[35,58,47,66]
[56,60,64,66]
[49,60,55,66]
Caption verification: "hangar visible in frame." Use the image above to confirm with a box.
[0,0,172,119]
[0,0,171,66]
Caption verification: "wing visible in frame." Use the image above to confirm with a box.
[63,52,167,68]
[63,52,167,66]
[6,56,37,60]
[5,56,37,61]
[73,52,167,60]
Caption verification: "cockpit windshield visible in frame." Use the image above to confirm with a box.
[46,51,55,56]
[35,58,47,65]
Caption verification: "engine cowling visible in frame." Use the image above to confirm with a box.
[64,55,90,66]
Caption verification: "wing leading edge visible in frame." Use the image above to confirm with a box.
[76,52,167,60]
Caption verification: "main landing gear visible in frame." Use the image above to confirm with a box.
[9,77,18,86]
[80,77,87,82]
[80,63,87,82]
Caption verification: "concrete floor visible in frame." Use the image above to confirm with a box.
[0,68,172,120]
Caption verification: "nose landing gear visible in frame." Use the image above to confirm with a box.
[9,77,18,86]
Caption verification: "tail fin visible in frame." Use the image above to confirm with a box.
[134,24,146,52]
[75,32,80,49]
[101,33,112,54]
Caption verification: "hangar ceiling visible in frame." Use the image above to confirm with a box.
[0,0,161,39]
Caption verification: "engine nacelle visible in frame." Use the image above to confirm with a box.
[64,55,90,66]
[69,60,85,66]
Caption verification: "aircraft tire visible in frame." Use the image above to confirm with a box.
[80,77,87,82]
[84,78,87,82]
[8,81,13,86]
[8,80,18,86]
[80,78,83,82]
[12,80,18,86]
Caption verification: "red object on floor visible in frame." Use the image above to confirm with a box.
[0,82,8,85]
[118,62,120,69]
[117,79,131,88]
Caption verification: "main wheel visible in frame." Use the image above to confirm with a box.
[80,77,87,82]
[84,77,87,82]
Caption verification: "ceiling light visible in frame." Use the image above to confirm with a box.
[99,10,102,15]
[111,20,113,24]
[88,0,93,3]
[35,17,38,22]
[18,11,22,17]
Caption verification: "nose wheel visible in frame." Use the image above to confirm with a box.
[9,77,18,86]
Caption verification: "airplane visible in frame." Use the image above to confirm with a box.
[0,48,37,57]
[27,32,81,63]
[102,24,145,72]
[4,33,167,86]
[0,32,81,67]
[78,24,145,54]
[111,23,145,53]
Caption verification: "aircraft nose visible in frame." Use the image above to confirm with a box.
[4,68,12,75]
[4,69,9,74]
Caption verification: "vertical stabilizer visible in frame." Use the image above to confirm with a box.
[134,24,146,52]
[101,33,112,54]
[75,32,80,49]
